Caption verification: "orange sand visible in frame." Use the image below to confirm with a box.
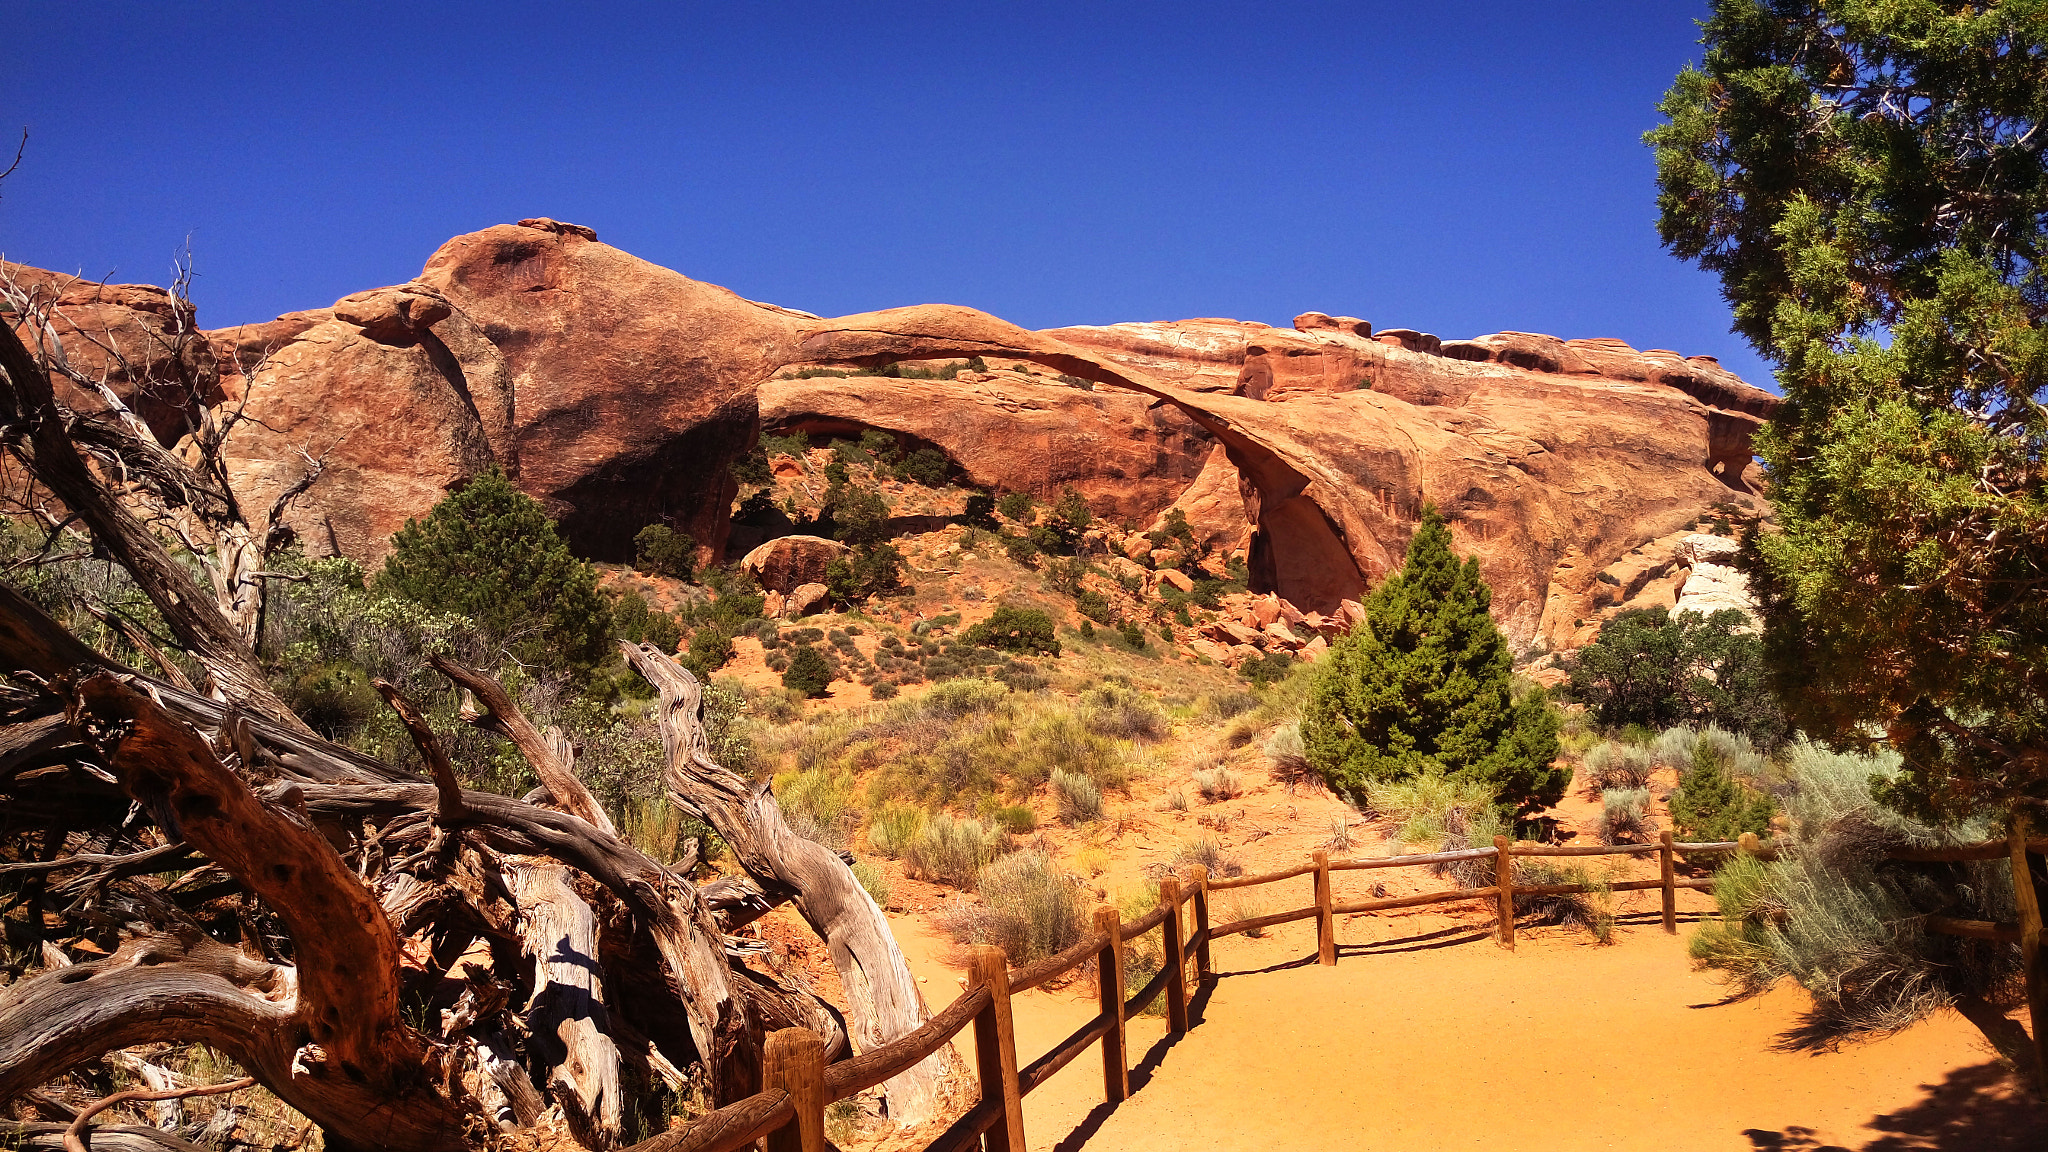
[891,913,2046,1152]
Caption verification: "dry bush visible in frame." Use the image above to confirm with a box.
[939,850,1088,964]
[1160,788,1189,812]
[905,813,1013,887]
[1263,721,1314,793]
[1221,895,1272,937]
[1169,835,1243,878]
[1052,768,1103,824]
[1582,741,1656,795]
[1367,772,1497,844]
[1599,787,1654,845]
[1080,682,1169,742]
[1192,766,1242,802]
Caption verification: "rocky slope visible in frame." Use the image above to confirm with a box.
[7,218,1775,654]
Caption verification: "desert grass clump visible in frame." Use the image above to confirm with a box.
[1222,894,1272,937]
[1161,788,1189,812]
[851,858,891,907]
[987,803,1037,834]
[918,677,1013,720]
[1513,859,1615,943]
[1688,741,2018,1045]
[941,849,1088,964]
[1192,765,1242,802]
[1692,724,1768,785]
[775,764,858,848]
[1325,814,1354,851]
[1052,768,1103,824]
[1073,846,1111,877]
[1581,741,1656,794]
[1013,711,1130,792]
[905,813,1013,887]
[866,803,926,858]
[1366,772,1498,844]
[1080,682,1169,742]
[1263,721,1314,793]
[1599,787,1654,845]
[1169,835,1243,878]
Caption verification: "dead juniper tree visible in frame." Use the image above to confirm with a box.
[0,311,960,1150]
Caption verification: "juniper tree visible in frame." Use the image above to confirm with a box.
[1302,507,1565,813]
[379,466,613,675]
[1649,1,2048,821]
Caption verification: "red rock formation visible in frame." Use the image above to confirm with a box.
[11,219,1778,656]
[215,282,508,560]
[2,261,222,443]
[741,535,847,594]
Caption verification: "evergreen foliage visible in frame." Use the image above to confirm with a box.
[1650,2,2048,819]
[378,467,612,674]
[1301,507,1565,813]
[633,524,696,580]
[963,605,1061,656]
[1566,607,1786,746]
[782,645,833,696]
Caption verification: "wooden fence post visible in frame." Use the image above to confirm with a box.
[969,946,1026,1152]
[1659,830,1677,934]
[1161,878,1189,1035]
[1493,836,1515,949]
[2008,812,2048,1101]
[1093,906,1128,1104]
[761,1028,825,1152]
[1313,850,1335,966]
[1187,865,1212,982]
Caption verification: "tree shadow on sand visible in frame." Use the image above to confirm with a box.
[1742,1060,2048,1151]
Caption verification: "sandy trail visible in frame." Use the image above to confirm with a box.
[892,912,2046,1152]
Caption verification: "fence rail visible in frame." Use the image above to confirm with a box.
[646,825,2048,1152]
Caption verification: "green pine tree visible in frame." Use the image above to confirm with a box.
[379,466,613,675]
[1302,506,1564,813]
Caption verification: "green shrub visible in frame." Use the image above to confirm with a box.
[1052,768,1103,824]
[783,645,834,696]
[634,524,697,579]
[1669,748,1775,844]
[905,814,1013,887]
[895,447,950,487]
[963,492,998,528]
[871,681,899,700]
[988,804,1037,834]
[1238,650,1295,688]
[996,491,1035,523]
[1563,607,1786,747]
[378,465,612,675]
[941,850,1086,964]
[683,627,736,678]
[964,605,1060,656]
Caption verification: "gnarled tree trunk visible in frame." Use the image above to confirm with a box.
[620,641,962,1126]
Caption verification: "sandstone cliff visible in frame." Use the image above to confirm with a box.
[8,218,1776,654]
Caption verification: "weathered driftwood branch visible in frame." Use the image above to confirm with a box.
[373,679,465,823]
[63,1074,256,1152]
[433,654,616,836]
[509,861,625,1148]
[620,641,960,1126]
[28,673,471,1151]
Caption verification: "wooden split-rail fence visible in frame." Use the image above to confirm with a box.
[644,830,1831,1152]
[647,824,2048,1150]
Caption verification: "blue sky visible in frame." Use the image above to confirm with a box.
[3,2,1773,389]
